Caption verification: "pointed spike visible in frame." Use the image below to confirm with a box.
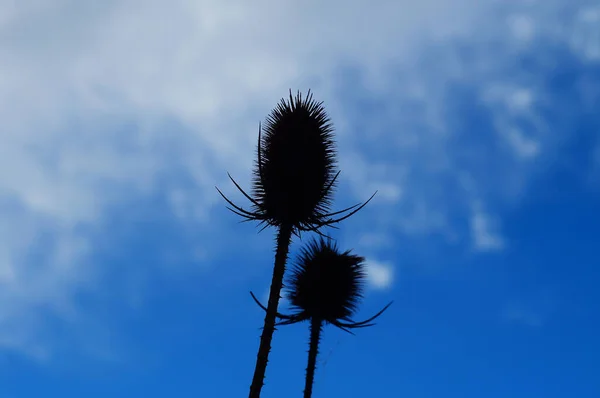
[227,173,262,208]
[257,222,271,234]
[249,291,294,320]
[347,301,393,327]
[336,321,376,329]
[275,317,302,326]
[257,122,266,188]
[225,206,257,220]
[330,321,356,335]
[249,291,269,312]
[320,170,341,198]
[216,187,260,218]
[302,223,333,239]
[324,190,378,225]
[322,202,362,218]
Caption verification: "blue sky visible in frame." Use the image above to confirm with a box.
[1,0,599,397]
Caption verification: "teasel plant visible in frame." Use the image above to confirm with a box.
[216,90,376,398]
[251,237,392,398]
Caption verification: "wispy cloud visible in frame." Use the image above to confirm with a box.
[1,0,598,358]
[501,288,560,328]
[357,233,394,250]
[365,260,395,290]
[470,204,505,252]
[501,295,558,328]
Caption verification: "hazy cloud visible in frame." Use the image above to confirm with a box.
[0,0,597,357]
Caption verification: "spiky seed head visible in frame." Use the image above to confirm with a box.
[286,237,366,323]
[217,89,376,234]
[253,89,337,228]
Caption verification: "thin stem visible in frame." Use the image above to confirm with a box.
[304,318,323,398]
[249,224,294,398]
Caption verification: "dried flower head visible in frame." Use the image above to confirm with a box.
[252,237,392,332]
[216,89,375,235]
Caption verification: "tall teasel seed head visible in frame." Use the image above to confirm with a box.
[255,90,336,228]
[251,237,392,332]
[217,89,376,235]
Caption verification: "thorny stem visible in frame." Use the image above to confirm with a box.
[249,224,293,398]
[304,317,323,398]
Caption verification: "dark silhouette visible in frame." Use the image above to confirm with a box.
[216,90,376,398]
[251,237,392,397]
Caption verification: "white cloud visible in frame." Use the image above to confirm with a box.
[507,14,536,43]
[0,0,598,358]
[470,204,505,252]
[0,0,487,356]
[506,128,540,159]
[502,294,556,328]
[571,6,600,60]
[358,233,393,250]
[365,260,394,290]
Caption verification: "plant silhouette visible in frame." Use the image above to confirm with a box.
[216,90,376,397]
[251,237,392,397]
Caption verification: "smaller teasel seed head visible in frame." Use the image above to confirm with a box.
[288,237,365,322]
[250,237,392,332]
